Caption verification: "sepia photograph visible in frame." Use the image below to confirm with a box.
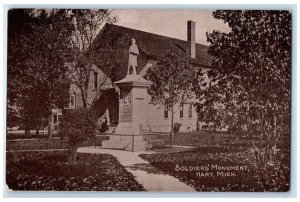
[6,8,291,192]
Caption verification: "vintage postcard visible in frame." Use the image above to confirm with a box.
[6,9,291,192]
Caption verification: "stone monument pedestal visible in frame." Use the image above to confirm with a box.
[101,74,153,151]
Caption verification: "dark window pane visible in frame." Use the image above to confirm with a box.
[180,103,184,118]
[188,103,192,118]
[164,109,168,118]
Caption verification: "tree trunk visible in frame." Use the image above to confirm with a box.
[196,113,199,131]
[69,146,78,164]
[48,110,52,139]
[80,87,87,109]
[94,131,97,148]
[36,128,39,136]
[170,106,174,148]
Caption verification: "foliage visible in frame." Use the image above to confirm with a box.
[70,10,117,53]
[194,11,291,173]
[86,23,130,108]
[7,9,74,136]
[145,50,197,110]
[67,9,117,108]
[6,152,145,191]
[145,50,198,143]
[140,147,289,191]
[59,109,96,163]
[6,102,21,128]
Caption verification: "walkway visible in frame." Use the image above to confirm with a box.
[77,146,195,192]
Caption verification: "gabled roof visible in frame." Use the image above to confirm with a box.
[90,23,213,81]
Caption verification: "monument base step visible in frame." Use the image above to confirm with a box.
[102,134,165,151]
[146,139,165,149]
[102,138,147,151]
[101,140,131,150]
[143,134,159,141]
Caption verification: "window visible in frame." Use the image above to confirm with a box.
[70,94,76,109]
[164,108,168,118]
[188,103,193,118]
[53,114,58,124]
[180,103,184,118]
[93,72,98,90]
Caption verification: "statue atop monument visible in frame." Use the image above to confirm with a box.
[127,38,139,75]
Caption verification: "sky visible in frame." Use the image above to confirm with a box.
[113,9,231,45]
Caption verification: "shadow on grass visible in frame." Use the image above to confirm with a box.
[152,146,197,153]
[7,152,146,191]
[126,163,166,175]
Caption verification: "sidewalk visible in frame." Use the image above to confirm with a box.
[77,146,195,192]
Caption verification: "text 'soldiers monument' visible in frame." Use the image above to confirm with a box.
[101,39,153,151]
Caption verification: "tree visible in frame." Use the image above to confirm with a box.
[59,109,96,164]
[6,101,21,129]
[194,11,291,176]
[7,9,43,134]
[18,85,48,135]
[145,50,198,146]
[7,9,74,137]
[67,9,117,108]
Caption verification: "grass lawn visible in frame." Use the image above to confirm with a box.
[6,151,145,191]
[159,131,235,147]
[6,135,109,151]
[140,146,289,192]
[7,132,61,140]
[7,138,68,150]
[159,131,289,149]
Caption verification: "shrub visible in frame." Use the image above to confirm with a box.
[173,122,181,134]
[59,109,96,164]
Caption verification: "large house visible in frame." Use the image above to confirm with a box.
[68,21,213,133]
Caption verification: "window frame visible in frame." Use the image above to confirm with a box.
[164,108,169,119]
[53,114,58,124]
[93,71,98,90]
[180,103,184,118]
[188,103,193,118]
[70,93,76,109]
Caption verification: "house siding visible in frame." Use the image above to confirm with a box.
[146,101,198,133]
[70,65,113,109]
